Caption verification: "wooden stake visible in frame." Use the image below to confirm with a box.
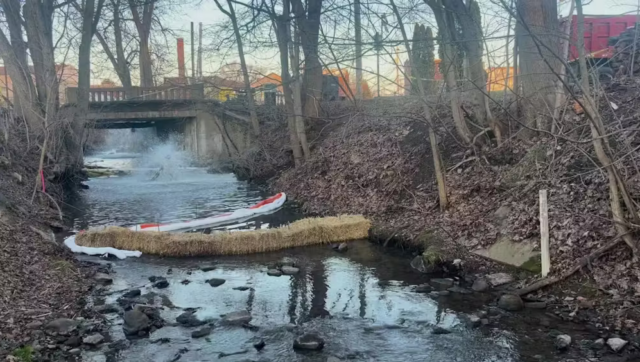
[539,190,550,277]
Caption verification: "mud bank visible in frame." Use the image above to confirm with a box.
[0,120,101,360]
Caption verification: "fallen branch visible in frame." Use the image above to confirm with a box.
[39,190,63,221]
[515,236,622,296]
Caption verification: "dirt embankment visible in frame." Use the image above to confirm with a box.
[245,86,640,334]
[0,115,95,359]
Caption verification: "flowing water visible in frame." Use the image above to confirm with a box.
[65,144,576,362]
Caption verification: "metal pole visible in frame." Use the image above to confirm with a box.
[377,51,380,97]
[198,23,203,78]
[191,22,195,80]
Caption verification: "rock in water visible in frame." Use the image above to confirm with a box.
[431,326,451,335]
[221,310,252,325]
[233,286,250,291]
[267,269,282,277]
[94,273,113,285]
[200,265,216,272]
[498,294,524,311]
[45,318,78,336]
[593,338,605,349]
[122,289,142,298]
[607,337,628,352]
[176,312,206,327]
[253,339,266,351]
[153,279,169,289]
[429,278,454,290]
[206,278,226,287]
[471,277,489,292]
[555,334,572,350]
[414,284,432,293]
[293,333,325,351]
[279,257,296,267]
[83,333,105,345]
[337,243,349,252]
[123,308,151,336]
[191,327,212,339]
[281,266,300,275]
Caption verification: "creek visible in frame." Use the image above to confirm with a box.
[62,144,577,362]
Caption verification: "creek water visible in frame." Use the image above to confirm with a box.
[64,148,573,362]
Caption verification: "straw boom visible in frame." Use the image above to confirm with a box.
[75,215,371,257]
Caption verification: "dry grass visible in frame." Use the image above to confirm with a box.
[76,215,371,256]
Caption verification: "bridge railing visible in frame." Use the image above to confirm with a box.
[66,84,205,103]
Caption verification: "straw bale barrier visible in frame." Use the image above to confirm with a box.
[76,215,371,256]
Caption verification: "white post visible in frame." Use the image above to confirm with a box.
[539,190,550,277]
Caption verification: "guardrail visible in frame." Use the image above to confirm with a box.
[66,84,205,103]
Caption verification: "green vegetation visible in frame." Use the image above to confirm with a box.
[12,346,34,362]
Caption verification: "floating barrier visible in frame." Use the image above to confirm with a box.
[64,193,287,259]
[74,215,370,257]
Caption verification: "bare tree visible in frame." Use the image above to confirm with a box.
[425,0,473,144]
[213,0,260,136]
[271,0,304,166]
[291,0,323,121]
[390,0,448,210]
[75,0,106,112]
[96,0,134,89]
[515,0,561,134]
[129,0,155,86]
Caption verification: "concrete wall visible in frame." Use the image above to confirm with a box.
[184,105,252,163]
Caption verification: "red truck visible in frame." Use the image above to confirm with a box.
[568,14,637,80]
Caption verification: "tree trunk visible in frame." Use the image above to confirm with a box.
[273,2,303,167]
[0,29,41,128]
[291,0,323,120]
[429,0,473,144]
[24,0,58,114]
[291,25,310,158]
[77,0,104,112]
[0,0,31,111]
[129,0,155,87]
[354,0,362,99]
[552,0,575,130]
[391,0,448,210]
[139,38,154,87]
[516,0,561,135]
[213,0,260,136]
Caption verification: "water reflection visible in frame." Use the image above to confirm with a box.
[97,242,520,362]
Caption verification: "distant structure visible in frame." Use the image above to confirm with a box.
[0,64,78,104]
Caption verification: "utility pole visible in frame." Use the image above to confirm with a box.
[354,0,362,99]
[198,22,203,79]
[191,22,195,80]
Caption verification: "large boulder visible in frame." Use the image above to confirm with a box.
[293,333,325,351]
[607,338,628,352]
[123,308,151,336]
[45,318,79,336]
[410,230,449,273]
[498,294,524,311]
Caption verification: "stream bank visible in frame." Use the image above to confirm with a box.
[237,97,640,359]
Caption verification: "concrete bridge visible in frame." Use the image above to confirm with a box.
[65,84,253,162]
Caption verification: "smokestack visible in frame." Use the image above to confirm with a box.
[177,38,185,78]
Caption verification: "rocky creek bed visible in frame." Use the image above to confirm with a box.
[34,241,632,362]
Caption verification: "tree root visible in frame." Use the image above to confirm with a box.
[516,237,622,296]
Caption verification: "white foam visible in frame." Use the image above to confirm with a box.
[63,235,142,259]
